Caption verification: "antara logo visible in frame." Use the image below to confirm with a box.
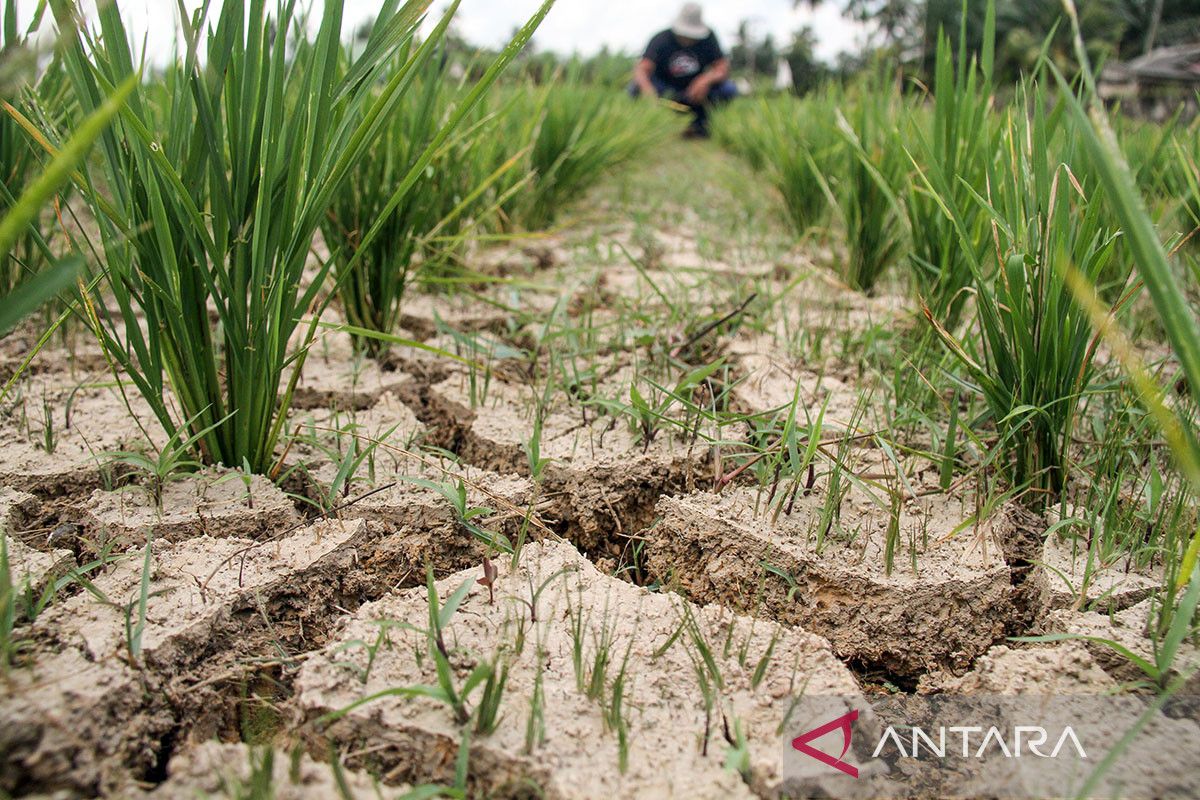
[791,711,1089,779]
[871,725,1088,760]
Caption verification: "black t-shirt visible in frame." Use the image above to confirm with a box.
[642,29,724,92]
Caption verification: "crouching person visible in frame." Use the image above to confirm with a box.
[630,3,737,139]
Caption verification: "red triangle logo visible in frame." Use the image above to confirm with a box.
[791,709,859,778]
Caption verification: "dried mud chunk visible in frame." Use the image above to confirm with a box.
[36,521,373,666]
[147,742,412,799]
[0,648,163,796]
[295,540,864,799]
[0,485,39,531]
[1042,600,1200,692]
[0,386,164,496]
[644,488,1014,676]
[0,519,416,795]
[77,468,300,550]
[426,373,712,550]
[3,486,76,595]
[3,531,73,598]
[1028,526,1159,615]
[924,642,1116,694]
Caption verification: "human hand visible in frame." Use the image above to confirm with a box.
[684,79,708,105]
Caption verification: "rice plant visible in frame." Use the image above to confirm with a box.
[903,5,998,328]
[0,0,45,305]
[1168,117,1200,237]
[0,36,129,339]
[719,94,840,238]
[1050,9,1200,599]
[1017,18,1200,781]
[927,79,1129,505]
[831,86,909,294]
[715,92,843,241]
[494,79,672,231]
[320,56,531,357]
[49,0,552,473]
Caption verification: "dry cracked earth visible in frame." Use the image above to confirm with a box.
[0,145,1190,799]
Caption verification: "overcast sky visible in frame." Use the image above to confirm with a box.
[16,1,867,64]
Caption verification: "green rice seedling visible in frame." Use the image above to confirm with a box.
[750,626,780,690]
[515,566,576,624]
[473,651,509,736]
[321,59,524,358]
[0,530,19,674]
[402,474,508,553]
[603,639,635,774]
[720,93,841,238]
[722,716,752,784]
[103,411,227,508]
[989,25,1200,776]
[655,600,728,757]
[903,3,998,328]
[123,532,156,664]
[831,86,909,294]
[318,567,495,730]
[49,0,552,474]
[494,78,672,231]
[214,457,257,509]
[584,613,616,703]
[217,746,276,800]
[1168,119,1200,236]
[304,420,400,512]
[751,386,829,522]
[523,638,547,755]
[512,409,552,565]
[926,79,1128,505]
[331,619,408,685]
[617,360,726,451]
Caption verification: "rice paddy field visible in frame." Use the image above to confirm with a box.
[2,1,1200,798]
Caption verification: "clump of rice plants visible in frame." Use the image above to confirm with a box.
[0,1,59,312]
[0,6,130,339]
[903,6,998,329]
[714,93,839,237]
[494,78,672,231]
[831,84,909,294]
[320,58,523,358]
[926,80,1130,505]
[715,82,907,293]
[1167,117,1200,236]
[48,0,551,473]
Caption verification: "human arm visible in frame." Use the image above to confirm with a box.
[633,57,658,99]
[684,57,730,104]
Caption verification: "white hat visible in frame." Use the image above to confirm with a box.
[672,3,710,40]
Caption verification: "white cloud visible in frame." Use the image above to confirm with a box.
[14,0,866,65]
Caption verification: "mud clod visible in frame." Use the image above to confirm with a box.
[644,488,1016,677]
[0,513,489,795]
[77,469,300,553]
[423,371,714,554]
[295,540,863,799]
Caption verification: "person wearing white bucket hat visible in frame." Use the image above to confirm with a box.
[630,3,736,138]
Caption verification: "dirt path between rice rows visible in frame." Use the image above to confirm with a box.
[0,142,1185,799]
